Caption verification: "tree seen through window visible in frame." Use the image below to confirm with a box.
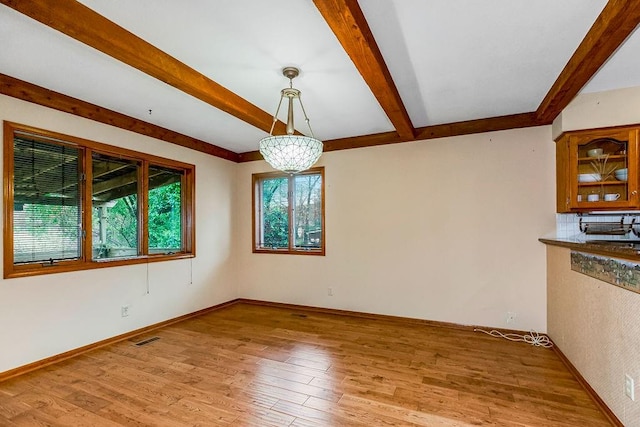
[254,168,324,254]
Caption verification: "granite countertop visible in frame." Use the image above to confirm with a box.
[539,236,640,261]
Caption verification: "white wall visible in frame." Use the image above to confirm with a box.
[236,126,557,331]
[0,94,559,373]
[552,86,640,139]
[0,95,237,372]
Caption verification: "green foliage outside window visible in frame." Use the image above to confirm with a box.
[93,182,182,258]
[261,177,289,248]
[92,194,138,259]
[257,170,323,252]
[149,181,182,252]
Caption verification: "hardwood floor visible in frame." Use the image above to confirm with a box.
[0,303,611,426]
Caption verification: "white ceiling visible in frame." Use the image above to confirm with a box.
[359,0,608,125]
[1,0,638,155]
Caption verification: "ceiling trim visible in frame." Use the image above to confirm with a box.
[313,0,415,140]
[0,74,239,162]
[238,112,546,162]
[1,0,287,135]
[536,0,640,123]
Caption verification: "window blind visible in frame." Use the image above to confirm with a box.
[13,136,81,264]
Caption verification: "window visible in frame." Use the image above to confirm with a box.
[92,152,140,260]
[253,167,324,255]
[12,136,82,266]
[4,122,195,278]
[148,165,184,254]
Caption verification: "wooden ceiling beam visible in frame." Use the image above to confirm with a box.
[0,74,239,162]
[3,68,550,164]
[414,112,546,141]
[536,0,640,123]
[238,112,546,162]
[313,0,415,140]
[1,0,287,135]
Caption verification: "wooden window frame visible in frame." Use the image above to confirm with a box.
[252,167,325,256]
[3,121,195,278]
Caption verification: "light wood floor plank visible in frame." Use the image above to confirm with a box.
[0,303,612,426]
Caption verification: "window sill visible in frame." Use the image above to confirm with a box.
[253,248,325,256]
[4,253,194,279]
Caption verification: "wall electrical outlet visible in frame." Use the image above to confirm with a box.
[327,287,333,296]
[121,305,131,317]
[505,311,516,324]
[625,374,635,401]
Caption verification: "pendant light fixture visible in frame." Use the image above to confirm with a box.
[259,67,323,174]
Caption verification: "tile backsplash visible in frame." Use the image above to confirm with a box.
[555,213,580,238]
[555,212,640,239]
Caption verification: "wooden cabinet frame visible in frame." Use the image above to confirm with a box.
[556,125,639,213]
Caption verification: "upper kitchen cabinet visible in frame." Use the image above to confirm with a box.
[556,126,639,213]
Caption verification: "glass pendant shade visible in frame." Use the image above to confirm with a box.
[259,135,323,174]
[259,67,323,174]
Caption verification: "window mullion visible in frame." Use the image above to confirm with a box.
[82,148,92,262]
[140,161,149,256]
[256,177,263,250]
[4,123,16,275]
[180,170,186,253]
[288,175,295,252]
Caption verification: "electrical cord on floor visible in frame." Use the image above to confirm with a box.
[473,328,553,348]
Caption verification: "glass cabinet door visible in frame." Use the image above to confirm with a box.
[570,128,638,210]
